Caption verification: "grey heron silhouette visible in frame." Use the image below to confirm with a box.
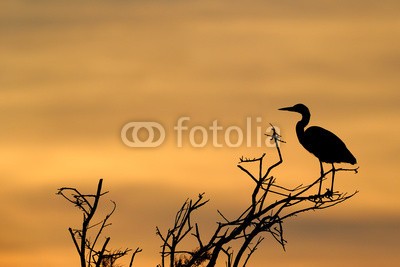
[279,103,357,195]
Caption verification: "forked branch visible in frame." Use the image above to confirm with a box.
[57,179,141,267]
[156,124,358,267]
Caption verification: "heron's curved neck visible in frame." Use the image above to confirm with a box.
[295,111,310,141]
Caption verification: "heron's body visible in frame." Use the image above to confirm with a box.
[279,103,356,194]
[297,126,356,165]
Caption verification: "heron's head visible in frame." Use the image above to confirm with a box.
[278,103,310,116]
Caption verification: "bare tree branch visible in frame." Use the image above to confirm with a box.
[156,124,358,267]
[57,179,141,267]
[59,123,357,267]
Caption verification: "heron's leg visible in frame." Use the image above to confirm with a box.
[330,163,336,193]
[318,160,324,195]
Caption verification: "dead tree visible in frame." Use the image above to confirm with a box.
[156,125,358,267]
[57,179,141,267]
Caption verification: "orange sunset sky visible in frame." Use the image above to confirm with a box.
[1,1,399,266]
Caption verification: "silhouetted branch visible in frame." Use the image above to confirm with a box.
[156,124,358,267]
[129,248,143,267]
[243,236,264,267]
[59,123,357,267]
[156,193,210,267]
[57,179,141,267]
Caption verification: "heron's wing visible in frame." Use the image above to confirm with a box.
[304,126,356,164]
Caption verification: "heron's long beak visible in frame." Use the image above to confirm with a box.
[278,106,295,112]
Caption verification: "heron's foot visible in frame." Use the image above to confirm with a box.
[310,192,324,203]
[324,188,342,199]
[324,189,334,198]
[310,189,340,203]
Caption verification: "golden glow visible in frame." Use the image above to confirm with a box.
[1,1,399,266]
